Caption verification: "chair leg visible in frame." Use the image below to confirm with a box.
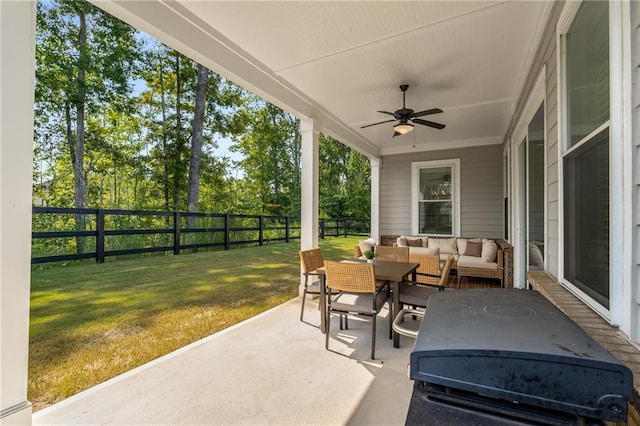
[325,310,331,351]
[457,275,462,289]
[388,299,393,339]
[371,314,377,360]
[300,288,307,322]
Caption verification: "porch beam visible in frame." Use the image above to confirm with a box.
[0,0,36,424]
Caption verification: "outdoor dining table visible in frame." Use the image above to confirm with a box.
[317,259,420,348]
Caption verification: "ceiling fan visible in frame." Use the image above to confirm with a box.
[361,84,445,137]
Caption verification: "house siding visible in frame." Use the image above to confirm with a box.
[380,145,503,238]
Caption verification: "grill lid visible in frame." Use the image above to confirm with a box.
[409,289,633,422]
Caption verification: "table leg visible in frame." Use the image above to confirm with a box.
[320,274,327,333]
[393,280,400,348]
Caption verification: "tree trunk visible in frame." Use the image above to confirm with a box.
[158,52,170,214]
[186,63,209,227]
[173,53,182,211]
[74,8,89,253]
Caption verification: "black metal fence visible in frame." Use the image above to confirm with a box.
[31,207,369,264]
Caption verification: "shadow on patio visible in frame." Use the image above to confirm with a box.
[33,298,416,425]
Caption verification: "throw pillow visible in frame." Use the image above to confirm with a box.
[406,238,423,247]
[463,241,482,257]
[358,238,375,256]
[396,236,408,247]
[481,240,498,263]
[529,242,544,266]
[457,238,482,254]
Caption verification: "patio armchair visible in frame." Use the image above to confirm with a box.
[393,255,454,339]
[323,260,391,359]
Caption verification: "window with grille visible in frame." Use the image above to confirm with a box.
[561,0,610,308]
[412,160,459,236]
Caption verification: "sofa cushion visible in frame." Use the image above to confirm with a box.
[457,238,482,254]
[409,247,439,256]
[458,255,498,270]
[481,239,498,263]
[529,242,544,267]
[358,238,375,256]
[428,237,458,254]
[463,241,483,257]
[440,253,459,263]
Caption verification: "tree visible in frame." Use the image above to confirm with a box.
[232,98,300,215]
[35,0,139,251]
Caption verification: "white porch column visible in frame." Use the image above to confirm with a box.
[300,119,319,290]
[370,157,381,243]
[0,1,36,424]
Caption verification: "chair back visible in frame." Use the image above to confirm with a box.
[299,248,324,274]
[439,255,454,287]
[409,254,441,285]
[375,246,409,262]
[324,260,376,293]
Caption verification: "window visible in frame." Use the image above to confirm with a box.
[411,160,460,236]
[561,1,610,308]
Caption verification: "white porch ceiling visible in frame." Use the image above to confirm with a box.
[95,1,552,158]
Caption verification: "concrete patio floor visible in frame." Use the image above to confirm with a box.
[33,297,416,425]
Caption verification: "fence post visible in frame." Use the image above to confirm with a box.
[96,209,105,263]
[173,211,181,255]
[320,219,325,239]
[344,219,348,237]
[285,217,290,243]
[259,215,264,246]
[225,214,231,250]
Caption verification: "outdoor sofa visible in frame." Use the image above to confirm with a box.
[355,236,504,287]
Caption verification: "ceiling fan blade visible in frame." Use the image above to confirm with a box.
[411,108,443,118]
[413,118,446,130]
[361,118,396,129]
[377,110,400,118]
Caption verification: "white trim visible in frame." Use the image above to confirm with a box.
[609,0,633,332]
[410,159,460,237]
[512,68,546,289]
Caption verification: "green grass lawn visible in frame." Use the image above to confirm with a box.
[29,236,360,411]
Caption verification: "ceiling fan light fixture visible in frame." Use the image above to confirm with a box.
[394,123,414,135]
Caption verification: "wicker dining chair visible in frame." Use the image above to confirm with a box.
[299,248,325,323]
[409,253,445,286]
[324,260,391,359]
[374,245,409,262]
[393,255,454,339]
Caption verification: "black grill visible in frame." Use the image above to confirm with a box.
[406,289,633,425]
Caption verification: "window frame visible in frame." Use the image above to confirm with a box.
[411,159,460,237]
[557,0,618,321]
